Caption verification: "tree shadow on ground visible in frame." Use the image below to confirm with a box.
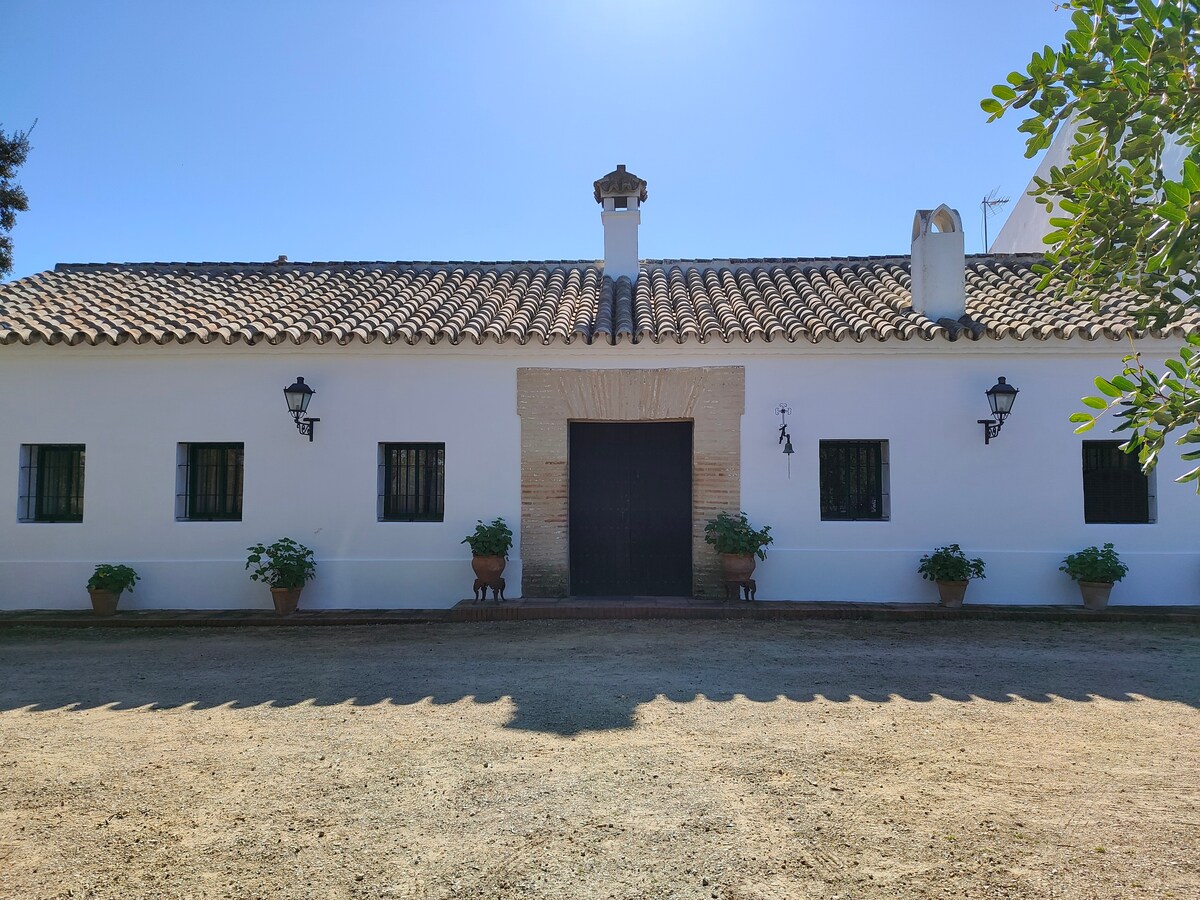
[0,620,1196,734]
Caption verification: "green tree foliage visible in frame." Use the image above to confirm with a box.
[0,122,33,278]
[984,1,1200,489]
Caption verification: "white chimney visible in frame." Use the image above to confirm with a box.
[910,205,965,322]
[593,164,647,283]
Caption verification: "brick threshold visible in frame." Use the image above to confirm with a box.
[1,600,1198,628]
[447,599,1200,623]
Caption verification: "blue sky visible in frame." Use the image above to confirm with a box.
[4,1,1071,280]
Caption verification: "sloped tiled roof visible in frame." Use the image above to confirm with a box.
[0,255,1195,347]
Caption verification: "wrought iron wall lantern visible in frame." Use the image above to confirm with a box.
[283,377,320,442]
[776,403,794,476]
[977,376,1018,444]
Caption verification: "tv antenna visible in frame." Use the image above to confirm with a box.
[981,188,1010,252]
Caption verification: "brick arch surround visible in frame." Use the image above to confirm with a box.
[516,367,745,598]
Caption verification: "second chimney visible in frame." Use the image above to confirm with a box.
[910,205,965,322]
[593,164,647,283]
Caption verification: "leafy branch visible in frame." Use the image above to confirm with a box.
[1070,333,1200,488]
[985,1,1200,487]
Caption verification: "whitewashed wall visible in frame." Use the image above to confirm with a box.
[741,345,1198,605]
[1,339,1197,609]
[1,344,521,611]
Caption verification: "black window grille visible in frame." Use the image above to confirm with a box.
[178,443,244,521]
[820,440,888,521]
[1083,441,1152,524]
[380,443,445,521]
[19,444,85,522]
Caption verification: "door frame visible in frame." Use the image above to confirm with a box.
[517,367,745,598]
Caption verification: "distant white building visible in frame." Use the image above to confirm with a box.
[990,120,1079,254]
[1,165,1197,610]
[992,121,1191,252]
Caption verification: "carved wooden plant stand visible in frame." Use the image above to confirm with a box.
[723,579,756,602]
[472,577,507,603]
[470,555,507,603]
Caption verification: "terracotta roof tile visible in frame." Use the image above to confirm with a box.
[1,256,1196,348]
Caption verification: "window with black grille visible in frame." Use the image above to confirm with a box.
[379,443,445,521]
[19,444,85,522]
[177,443,244,521]
[819,440,889,521]
[1082,441,1154,524]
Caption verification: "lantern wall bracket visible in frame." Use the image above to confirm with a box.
[977,418,1003,445]
[977,376,1018,445]
[283,376,320,442]
[293,415,320,442]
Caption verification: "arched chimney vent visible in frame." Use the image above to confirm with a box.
[911,204,965,322]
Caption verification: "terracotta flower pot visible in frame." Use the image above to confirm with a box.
[88,588,121,616]
[270,587,303,616]
[1078,581,1113,610]
[719,553,757,582]
[935,580,968,608]
[471,555,507,582]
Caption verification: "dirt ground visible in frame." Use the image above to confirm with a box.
[0,620,1197,900]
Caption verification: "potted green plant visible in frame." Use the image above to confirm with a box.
[1060,543,1127,610]
[704,511,773,584]
[917,544,986,608]
[245,537,316,615]
[86,564,140,616]
[462,517,514,586]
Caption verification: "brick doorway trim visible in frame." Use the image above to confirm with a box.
[516,367,745,598]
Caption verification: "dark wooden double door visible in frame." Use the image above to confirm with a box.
[569,422,693,596]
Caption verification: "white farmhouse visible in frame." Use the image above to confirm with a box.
[1,165,1197,610]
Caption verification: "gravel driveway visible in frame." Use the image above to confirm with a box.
[1,620,1197,899]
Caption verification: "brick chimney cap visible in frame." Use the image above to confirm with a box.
[593,164,648,204]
